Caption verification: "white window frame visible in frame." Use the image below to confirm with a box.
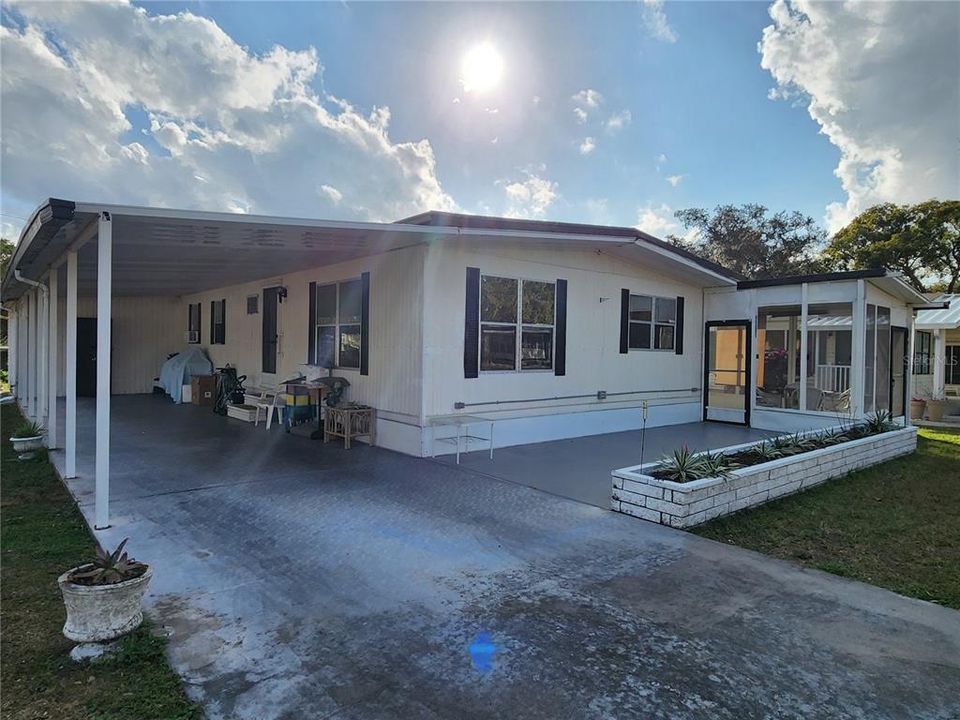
[628,294,676,352]
[479,273,556,373]
[314,278,363,370]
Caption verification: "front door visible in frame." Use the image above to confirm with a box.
[703,320,752,425]
[262,287,281,375]
[890,326,907,417]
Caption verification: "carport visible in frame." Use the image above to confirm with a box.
[3,199,453,528]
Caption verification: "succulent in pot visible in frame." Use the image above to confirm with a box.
[10,420,46,459]
[58,539,152,643]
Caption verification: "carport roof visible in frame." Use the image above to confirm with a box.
[1,198,738,301]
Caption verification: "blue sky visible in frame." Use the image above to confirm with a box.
[1,1,955,239]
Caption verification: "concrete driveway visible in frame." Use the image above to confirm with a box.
[55,397,960,719]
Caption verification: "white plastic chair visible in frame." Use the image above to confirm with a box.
[254,389,284,429]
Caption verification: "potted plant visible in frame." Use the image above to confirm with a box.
[57,539,152,643]
[910,397,927,420]
[10,420,46,460]
[927,391,947,422]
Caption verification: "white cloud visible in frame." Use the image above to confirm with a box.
[579,137,596,155]
[572,89,603,108]
[319,184,342,204]
[760,0,960,232]
[666,174,684,187]
[636,203,679,237]
[606,110,632,133]
[636,203,700,243]
[573,107,588,124]
[0,2,456,226]
[498,173,558,219]
[655,153,668,171]
[641,0,678,43]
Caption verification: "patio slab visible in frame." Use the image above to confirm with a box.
[434,421,777,507]
[49,396,960,720]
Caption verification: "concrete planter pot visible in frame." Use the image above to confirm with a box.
[927,400,946,422]
[57,565,153,642]
[910,400,926,420]
[10,434,44,460]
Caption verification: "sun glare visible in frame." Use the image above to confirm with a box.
[461,42,503,94]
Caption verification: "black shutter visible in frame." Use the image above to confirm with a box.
[360,272,370,376]
[555,279,567,376]
[464,267,480,378]
[675,296,685,355]
[187,304,192,336]
[210,301,215,344]
[197,303,201,343]
[307,281,317,364]
[219,299,226,344]
[619,289,630,354]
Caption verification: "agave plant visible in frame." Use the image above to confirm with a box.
[750,439,786,462]
[11,420,45,439]
[863,411,897,436]
[68,538,148,586]
[656,446,709,482]
[700,451,736,478]
[771,435,805,456]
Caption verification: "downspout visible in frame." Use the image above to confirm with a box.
[14,269,48,298]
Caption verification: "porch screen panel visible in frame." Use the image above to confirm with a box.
[804,302,852,413]
[756,305,801,410]
[864,304,876,413]
[875,306,891,412]
[946,346,960,385]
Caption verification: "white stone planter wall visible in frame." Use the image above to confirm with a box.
[612,426,918,528]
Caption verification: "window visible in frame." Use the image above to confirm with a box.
[914,331,932,375]
[628,294,676,350]
[805,303,852,412]
[211,299,226,344]
[480,275,555,371]
[756,305,801,409]
[246,295,259,315]
[187,303,201,344]
[947,346,960,386]
[314,279,362,369]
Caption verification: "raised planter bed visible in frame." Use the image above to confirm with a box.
[612,425,918,528]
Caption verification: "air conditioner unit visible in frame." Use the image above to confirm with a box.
[185,330,199,343]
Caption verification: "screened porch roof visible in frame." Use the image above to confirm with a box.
[2,199,738,301]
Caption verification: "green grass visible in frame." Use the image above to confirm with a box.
[694,427,960,609]
[1,403,201,720]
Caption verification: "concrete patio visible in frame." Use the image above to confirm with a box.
[434,421,776,507]
[49,396,960,719]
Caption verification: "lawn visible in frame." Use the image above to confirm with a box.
[0,403,201,720]
[694,427,960,609]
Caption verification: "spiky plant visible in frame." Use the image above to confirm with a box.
[700,451,736,478]
[11,420,45,439]
[750,439,786,463]
[656,446,709,482]
[68,538,148,586]
[863,411,898,436]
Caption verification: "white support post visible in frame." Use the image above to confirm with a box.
[906,313,916,427]
[850,279,866,419]
[66,251,78,478]
[38,286,47,427]
[799,283,808,412]
[8,309,16,400]
[933,328,946,399]
[48,271,59,448]
[27,289,37,419]
[95,213,113,530]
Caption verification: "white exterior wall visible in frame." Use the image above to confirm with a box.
[421,241,708,453]
[54,296,184,396]
[179,245,426,454]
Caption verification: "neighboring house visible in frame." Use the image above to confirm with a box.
[0,199,932,525]
[914,294,960,400]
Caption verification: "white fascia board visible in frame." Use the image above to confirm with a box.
[74,202,461,238]
[867,273,929,305]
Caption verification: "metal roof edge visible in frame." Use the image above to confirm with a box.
[1,198,75,302]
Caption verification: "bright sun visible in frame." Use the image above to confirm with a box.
[461,42,503,94]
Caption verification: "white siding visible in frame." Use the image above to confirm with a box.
[421,241,708,450]
[179,245,426,445]
[55,296,183,396]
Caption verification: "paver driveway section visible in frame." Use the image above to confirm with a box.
[54,397,960,719]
